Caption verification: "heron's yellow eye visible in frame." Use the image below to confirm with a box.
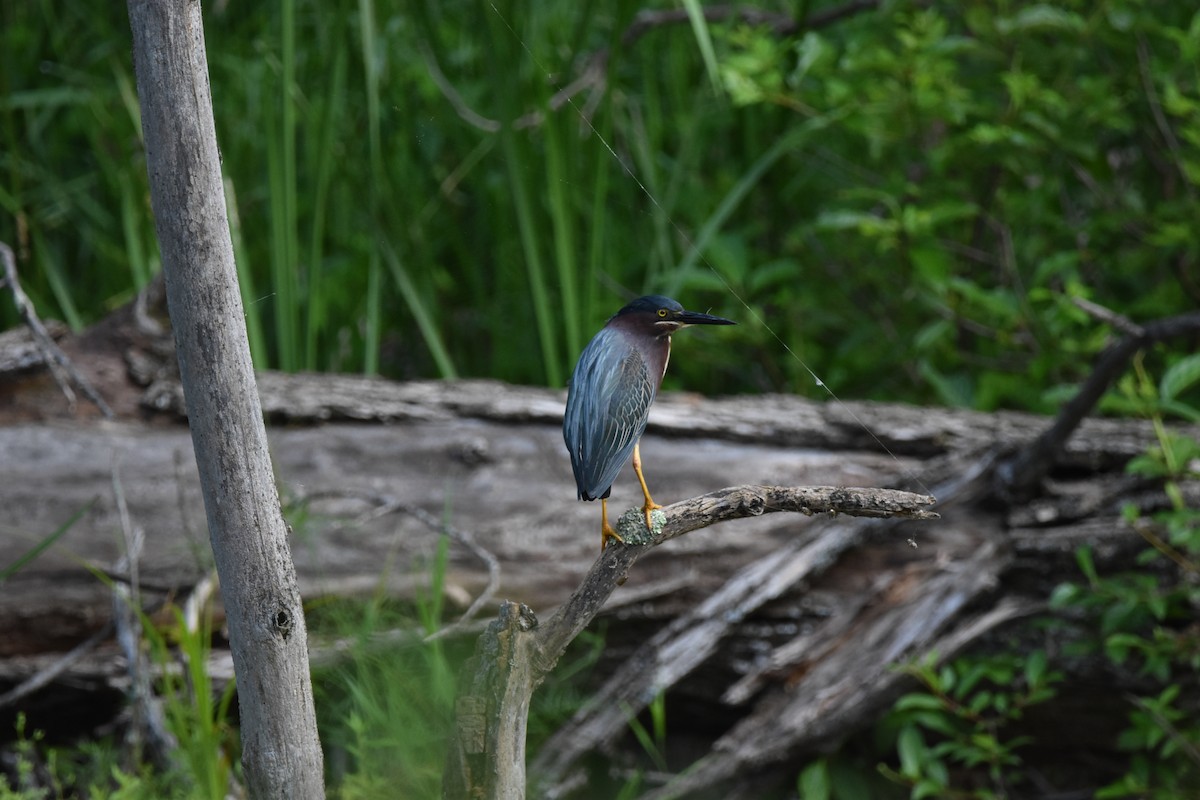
[657,309,668,318]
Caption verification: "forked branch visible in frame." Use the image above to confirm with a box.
[0,241,113,418]
[995,310,1200,503]
[441,484,936,799]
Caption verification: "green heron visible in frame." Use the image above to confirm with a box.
[563,295,735,550]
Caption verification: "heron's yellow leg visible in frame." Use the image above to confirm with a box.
[632,441,662,530]
[600,498,623,551]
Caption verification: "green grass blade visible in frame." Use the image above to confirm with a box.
[505,135,561,386]
[485,4,561,386]
[625,102,675,291]
[282,0,300,369]
[364,252,382,375]
[679,0,722,94]
[266,96,292,371]
[33,229,84,330]
[305,36,349,371]
[584,113,613,324]
[1,498,95,584]
[118,170,149,288]
[667,112,843,296]
[545,115,582,360]
[265,0,301,371]
[358,0,387,376]
[225,175,268,367]
[381,239,458,379]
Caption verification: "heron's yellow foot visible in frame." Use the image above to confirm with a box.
[641,499,662,532]
[601,521,623,551]
[601,498,624,551]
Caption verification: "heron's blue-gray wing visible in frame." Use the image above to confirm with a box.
[563,328,657,500]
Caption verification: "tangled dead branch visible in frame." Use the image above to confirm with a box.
[0,241,113,418]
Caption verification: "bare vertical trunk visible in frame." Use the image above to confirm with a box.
[125,2,325,797]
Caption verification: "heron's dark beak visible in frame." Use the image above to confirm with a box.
[676,309,736,326]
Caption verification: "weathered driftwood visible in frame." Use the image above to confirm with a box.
[0,378,1171,658]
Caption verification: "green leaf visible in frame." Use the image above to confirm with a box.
[955,662,988,698]
[1096,776,1143,799]
[913,779,946,800]
[1076,546,1099,584]
[1026,687,1057,706]
[1158,399,1200,423]
[791,32,829,84]
[1156,684,1181,706]
[1146,593,1168,621]
[746,258,801,293]
[1104,633,1141,664]
[909,710,962,738]
[967,690,994,715]
[1048,582,1082,609]
[894,693,947,713]
[909,244,952,284]
[996,6,1086,35]
[797,759,831,800]
[919,362,974,407]
[1024,650,1047,686]
[937,664,957,693]
[1161,354,1200,402]
[814,209,894,235]
[1126,451,1170,479]
[897,725,927,777]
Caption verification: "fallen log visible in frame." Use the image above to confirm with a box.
[0,378,1177,660]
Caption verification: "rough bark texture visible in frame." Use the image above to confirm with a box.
[124,2,324,797]
[0,387,928,657]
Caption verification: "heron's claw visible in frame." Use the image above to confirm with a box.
[641,501,663,532]
[601,521,624,552]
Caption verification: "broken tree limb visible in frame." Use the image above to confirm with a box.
[0,241,113,418]
[672,593,1044,800]
[634,534,1031,800]
[995,310,1200,504]
[535,486,937,666]
[530,514,881,794]
[295,488,502,638]
[442,485,936,800]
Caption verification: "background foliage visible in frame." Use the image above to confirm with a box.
[2,1,1199,798]
[2,0,1196,409]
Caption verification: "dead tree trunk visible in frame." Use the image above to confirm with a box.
[126,2,325,797]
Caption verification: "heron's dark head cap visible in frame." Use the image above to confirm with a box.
[611,295,735,334]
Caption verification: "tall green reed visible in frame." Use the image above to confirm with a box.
[3,0,750,391]
[266,0,301,371]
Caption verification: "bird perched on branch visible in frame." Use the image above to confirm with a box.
[563,295,735,550]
